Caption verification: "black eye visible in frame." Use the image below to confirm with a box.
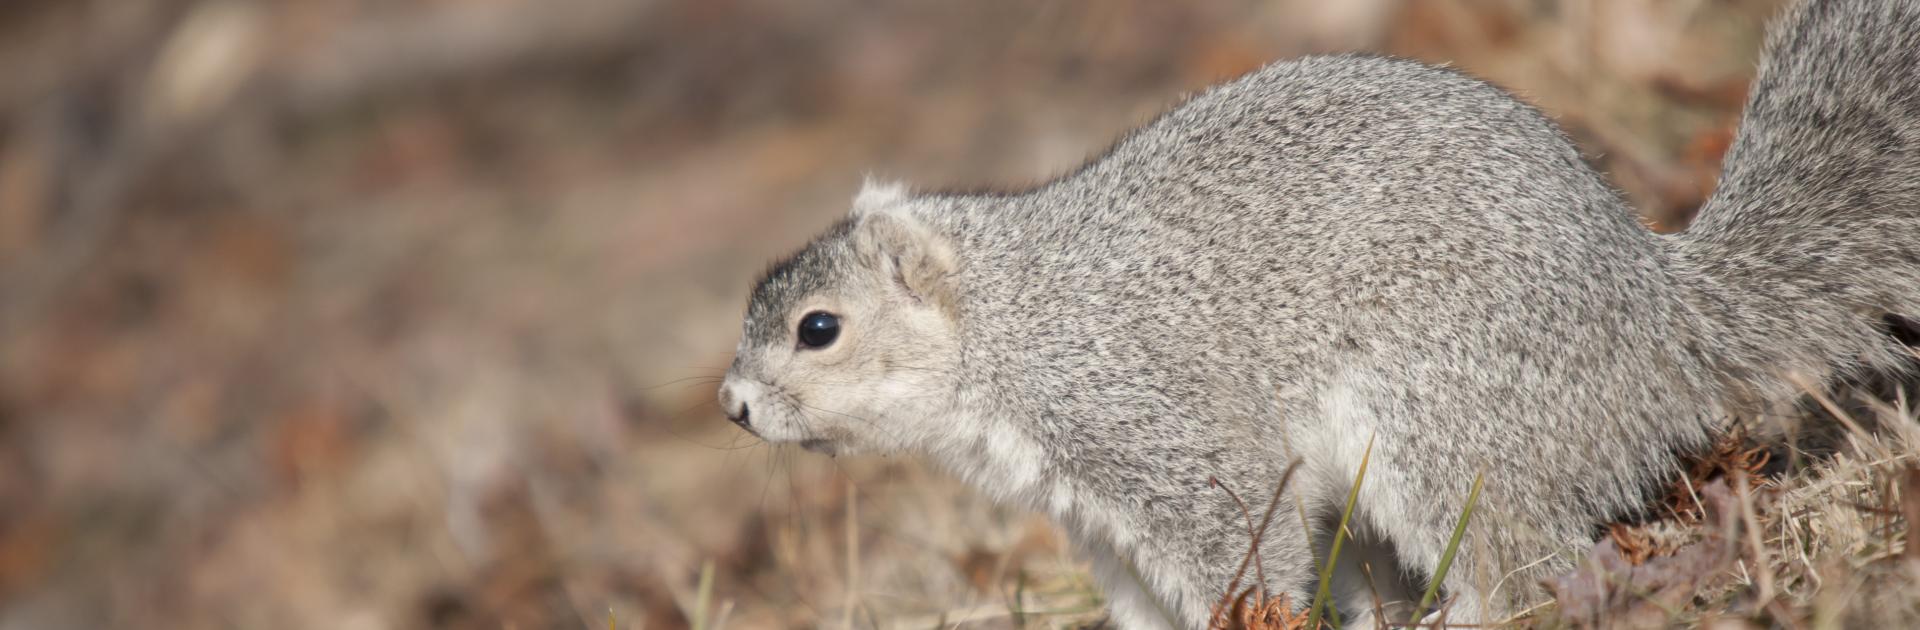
[797,311,840,348]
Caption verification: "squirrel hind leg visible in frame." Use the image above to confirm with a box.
[1328,530,1420,629]
[1350,460,1576,625]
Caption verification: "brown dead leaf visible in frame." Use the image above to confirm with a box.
[269,397,353,485]
[1184,33,1272,84]
[0,511,58,601]
[1550,480,1742,628]
[1604,432,1768,568]
[1385,0,1525,61]
[1215,589,1310,630]
[1669,431,1771,524]
[1607,523,1656,567]
[953,514,1063,593]
[1682,126,1738,166]
[0,140,49,263]
[953,546,1001,594]
[1651,75,1753,110]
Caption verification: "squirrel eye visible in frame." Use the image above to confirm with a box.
[797,311,840,348]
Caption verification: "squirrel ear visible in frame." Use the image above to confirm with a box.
[850,177,909,219]
[851,208,958,314]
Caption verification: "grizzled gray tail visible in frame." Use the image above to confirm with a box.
[1672,0,1920,398]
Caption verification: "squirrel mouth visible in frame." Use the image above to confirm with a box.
[798,438,838,455]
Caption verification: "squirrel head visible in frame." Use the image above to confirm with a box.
[719,180,964,456]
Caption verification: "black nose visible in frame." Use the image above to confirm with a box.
[728,402,751,428]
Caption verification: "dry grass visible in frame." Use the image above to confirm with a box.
[1527,377,1920,630]
[1200,378,1920,630]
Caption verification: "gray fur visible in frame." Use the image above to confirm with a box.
[718,1,1920,627]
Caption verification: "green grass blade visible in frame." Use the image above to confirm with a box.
[1409,470,1485,626]
[1308,433,1374,630]
[694,559,715,630]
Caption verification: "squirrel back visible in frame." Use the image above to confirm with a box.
[719,1,1920,626]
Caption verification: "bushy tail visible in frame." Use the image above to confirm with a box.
[1672,0,1920,396]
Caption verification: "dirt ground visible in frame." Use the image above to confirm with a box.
[11,1,1918,629]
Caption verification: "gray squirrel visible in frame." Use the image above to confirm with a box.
[716,0,1920,627]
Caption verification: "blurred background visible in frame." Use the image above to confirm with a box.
[0,0,1784,628]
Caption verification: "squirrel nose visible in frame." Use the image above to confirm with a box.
[728,401,751,428]
[718,380,752,429]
